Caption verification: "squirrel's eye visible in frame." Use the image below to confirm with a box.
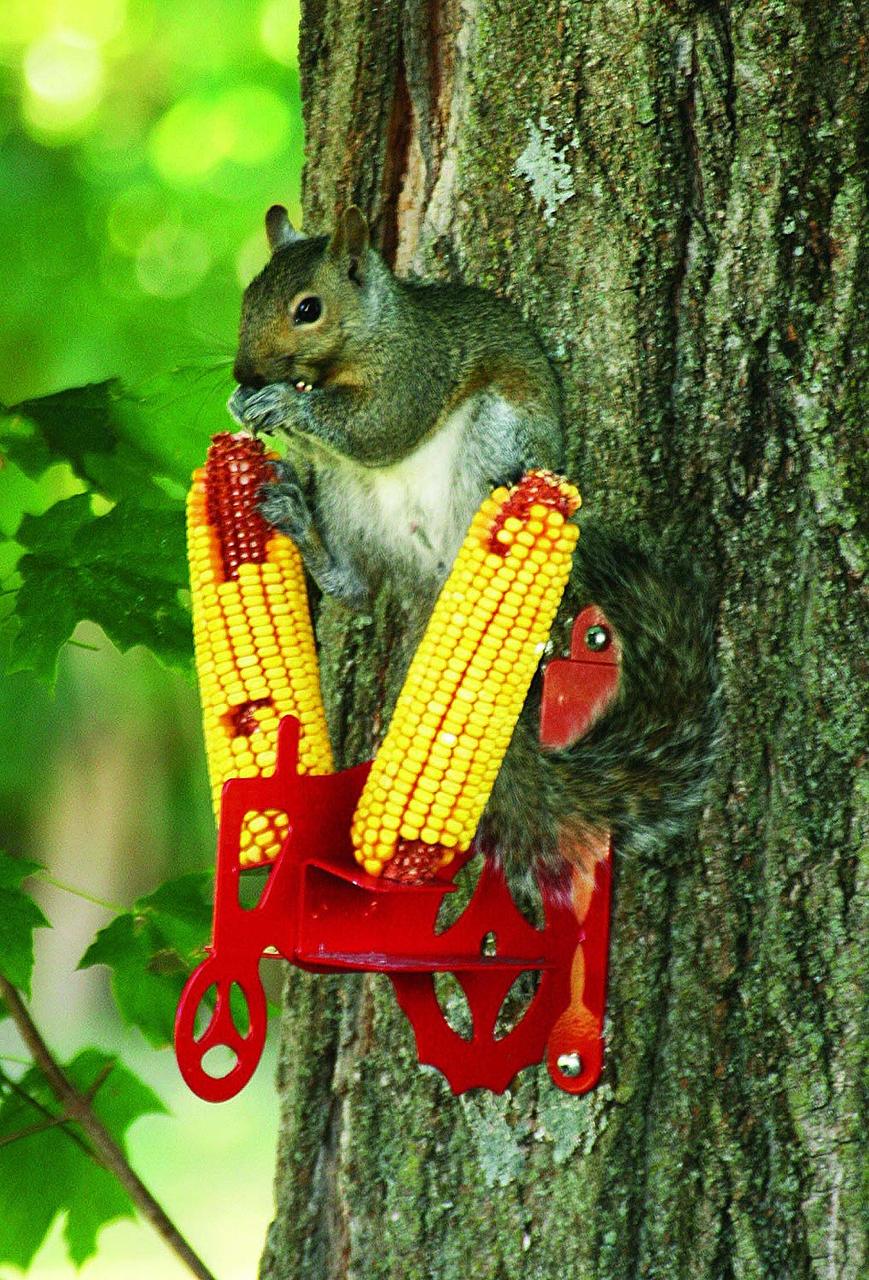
[293,295,322,325]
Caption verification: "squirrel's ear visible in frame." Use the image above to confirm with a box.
[265,205,301,253]
[328,206,370,280]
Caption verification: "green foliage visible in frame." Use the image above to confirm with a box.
[2,367,236,497]
[0,0,304,403]
[79,873,213,1047]
[0,1049,166,1269]
[0,850,48,998]
[1,381,172,503]
[0,2,304,1272]
[0,0,306,688]
[11,492,189,681]
[0,366,234,681]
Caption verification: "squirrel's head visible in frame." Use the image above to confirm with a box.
[233,205,386,390]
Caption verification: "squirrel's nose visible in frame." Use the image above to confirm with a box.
[232,359,266,389]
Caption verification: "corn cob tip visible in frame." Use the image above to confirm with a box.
[487,470,580,556]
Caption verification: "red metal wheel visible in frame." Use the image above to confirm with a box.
[175,954,267,1103]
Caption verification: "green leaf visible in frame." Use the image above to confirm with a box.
[125,361,234,483]
[2,380,179,504]
[1,365,230,500]
[0,849,42,889]
[0,365,236,679]
[9,493,191,682]
[0,1048,166,1268]
[79,873,212,1047]
[0,850,48,997]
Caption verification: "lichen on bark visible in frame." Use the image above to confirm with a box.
[259,3,867,1277]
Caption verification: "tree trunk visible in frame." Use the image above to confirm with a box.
[260,3,866,1277]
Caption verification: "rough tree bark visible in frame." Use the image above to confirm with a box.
[259,3,866,1277]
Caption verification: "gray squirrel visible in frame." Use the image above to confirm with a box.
[229,205,718,885]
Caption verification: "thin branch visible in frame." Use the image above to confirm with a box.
[0,1114,74,1148]
[0,1065,96,1160]
[83,1059,116,1102]
[0,976,218,1280]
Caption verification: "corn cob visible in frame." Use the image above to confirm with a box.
[188,432,333,866]
[351,470,580,881]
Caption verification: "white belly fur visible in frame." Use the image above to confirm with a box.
[330,399,480,578]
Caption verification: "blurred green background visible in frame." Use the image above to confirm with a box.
[0,1,304,1274]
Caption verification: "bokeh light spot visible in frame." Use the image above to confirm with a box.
[25,30,103,108]
[215,85,290,165]
[259,0,300,66]
[148,96,229,184]
[54,0,128,46]
[148,85,290,186]
[1,0,303,410]
[136,222,212,298]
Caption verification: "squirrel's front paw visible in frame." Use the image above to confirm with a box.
[228,383,292,431]
[259,476,370,610]
[258,475,312,543]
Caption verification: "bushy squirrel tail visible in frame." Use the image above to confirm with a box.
[554,522,720,857]
[483,523,720,881]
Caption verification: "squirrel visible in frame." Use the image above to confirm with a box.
[229,205,718,887]
[229,205,562,608]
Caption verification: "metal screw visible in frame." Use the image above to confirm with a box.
[585,625,609,652]
[557,1052,582,1077]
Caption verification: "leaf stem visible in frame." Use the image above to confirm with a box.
[0,1115,75,1148]
[0,976,219,1280]
[35,869,124,913]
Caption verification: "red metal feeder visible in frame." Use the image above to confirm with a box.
[175,605,619,1101]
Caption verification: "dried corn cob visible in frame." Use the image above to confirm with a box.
[351,470,580,880]
[188,432,333,866]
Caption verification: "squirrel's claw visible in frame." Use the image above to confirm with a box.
[226,386,249,426]
[227,383,292,430]
[258,477,311,538]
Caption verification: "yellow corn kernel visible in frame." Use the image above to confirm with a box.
[352,470,580,879]
[188,432,333,868]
